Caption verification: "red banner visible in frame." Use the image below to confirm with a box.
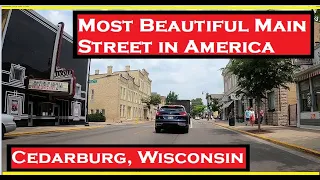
[73,10,313,58]
[8,145,249,171]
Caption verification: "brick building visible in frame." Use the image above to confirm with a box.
[315,22,320,45]
[88,65,152,122]
[264,84,297,126]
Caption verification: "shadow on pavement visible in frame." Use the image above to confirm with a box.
[154,129,188,134]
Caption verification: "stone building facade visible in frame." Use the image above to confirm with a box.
[88,65,152,122]
[315,22,320,45]
[264,84,297,126]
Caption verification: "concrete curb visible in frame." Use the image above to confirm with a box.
[5,126,105,137]
[215,123,320,158]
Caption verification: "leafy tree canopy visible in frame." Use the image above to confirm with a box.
[166,91,179,104]
[142,93,162,109]
[224,58,297,130]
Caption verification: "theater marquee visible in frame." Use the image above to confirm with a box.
[28,79,69,93]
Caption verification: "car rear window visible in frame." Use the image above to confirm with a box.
[160,106,185,112]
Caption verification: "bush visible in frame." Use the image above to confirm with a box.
[88,113,106,122]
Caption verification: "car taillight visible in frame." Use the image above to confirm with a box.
[180,111,187,116]
[156,111,161,116]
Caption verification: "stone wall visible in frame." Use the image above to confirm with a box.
[266,87,289,126]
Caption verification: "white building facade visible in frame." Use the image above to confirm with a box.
[221,61,245,121]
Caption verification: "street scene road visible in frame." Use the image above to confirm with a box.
[2,119,320,172]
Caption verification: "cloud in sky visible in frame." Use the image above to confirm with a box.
[36,10,229,100]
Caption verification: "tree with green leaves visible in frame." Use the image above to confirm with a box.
[190,98,204,117]
[191,98,203,107]
[191,105,206,117]
[141,93,162,110]
[224,59,297,131]
[208,98,222,112]
[166,91,179,104]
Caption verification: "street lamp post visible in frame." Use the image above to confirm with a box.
[84,58,92,126]
[202,91,211,121]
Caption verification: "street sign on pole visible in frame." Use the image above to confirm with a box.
[89,79,97,84]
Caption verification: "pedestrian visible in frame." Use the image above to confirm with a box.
[244,107,251,126]
[259,109,264,124]
[249,108,255,126]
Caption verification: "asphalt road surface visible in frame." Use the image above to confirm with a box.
[2,119,320,172]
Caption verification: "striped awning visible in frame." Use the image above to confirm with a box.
[295,67,320,82]
[222,101,234,109]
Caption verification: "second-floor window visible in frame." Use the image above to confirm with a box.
[91,89,94,100]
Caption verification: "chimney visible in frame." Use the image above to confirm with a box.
[107,66,113,75]
[125,65,130,71]
[94,70,99,75]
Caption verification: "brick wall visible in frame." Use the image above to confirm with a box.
[88,75,120,122]
[266,86,292,126]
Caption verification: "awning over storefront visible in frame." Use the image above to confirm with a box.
[295,65,320,82]
[222,101,234,109]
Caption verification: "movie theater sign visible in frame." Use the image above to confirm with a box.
[28,79,69,93]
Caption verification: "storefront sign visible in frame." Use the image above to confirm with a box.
[53,69,73,80]
[301,112,320,120]
[28,79,69,92]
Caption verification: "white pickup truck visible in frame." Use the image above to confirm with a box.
[2,114,17,139]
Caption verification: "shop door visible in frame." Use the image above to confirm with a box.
[54,104,60,125]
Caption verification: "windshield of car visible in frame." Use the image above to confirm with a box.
[159,106,185,112]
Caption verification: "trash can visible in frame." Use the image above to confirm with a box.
[229,117,235,126]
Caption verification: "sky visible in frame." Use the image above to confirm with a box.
[36,10,229,100]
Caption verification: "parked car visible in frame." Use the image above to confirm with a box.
[2,114,17,139]
[195,116,200,120]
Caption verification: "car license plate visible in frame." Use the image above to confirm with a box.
[178,122,186,126]
[168,116,173,119]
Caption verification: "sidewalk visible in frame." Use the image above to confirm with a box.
[214,120,320,157]
[6,120,152,137]
[6,125,104,137]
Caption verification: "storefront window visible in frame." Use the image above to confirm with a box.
[39,102,54,116]
[267,91,275,110]
[312,75,320,111]
[299,80,311,112]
